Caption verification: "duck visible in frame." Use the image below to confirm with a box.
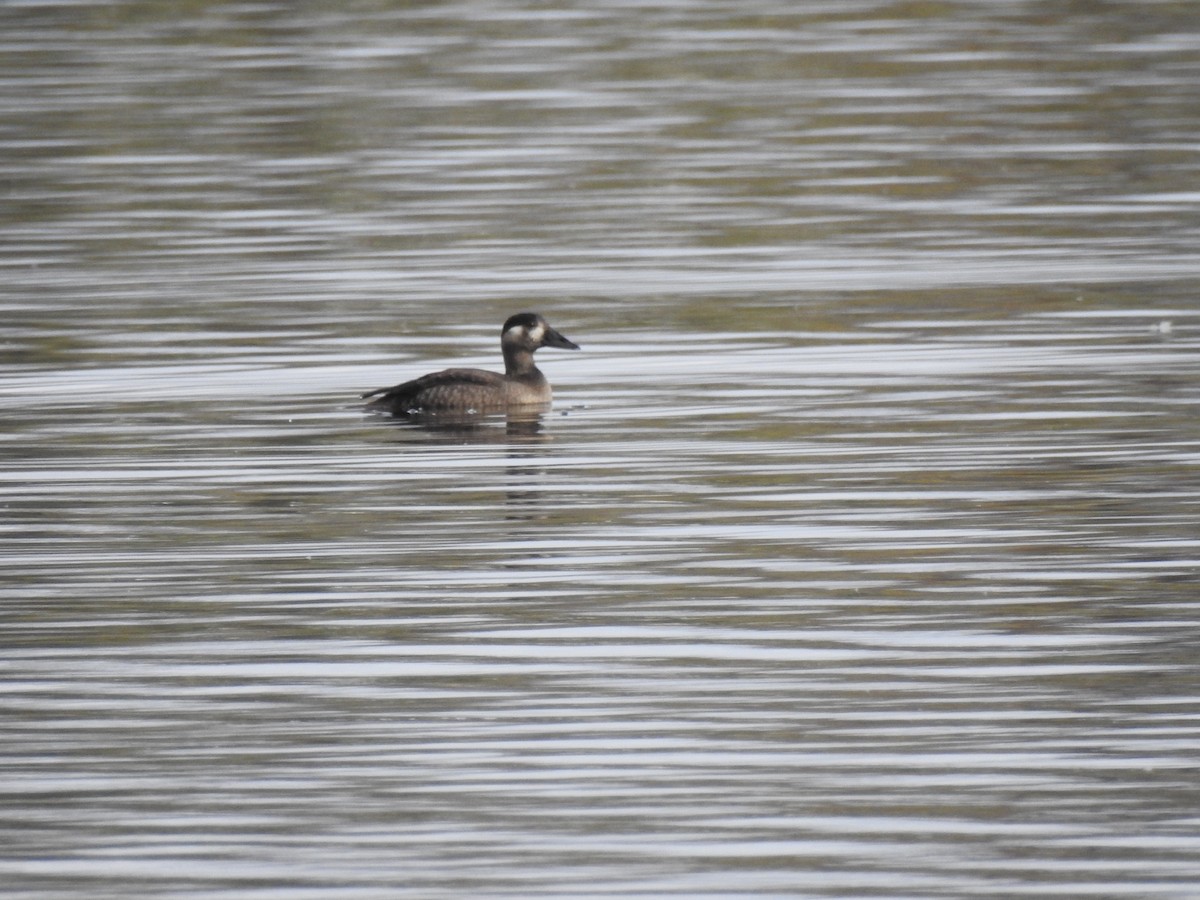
[362,312,579,417]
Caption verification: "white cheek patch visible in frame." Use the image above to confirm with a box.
[504,320,545,344]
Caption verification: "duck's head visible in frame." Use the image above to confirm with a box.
[501,312,580,352]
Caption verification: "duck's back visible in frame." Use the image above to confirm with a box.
[363,367,508,415]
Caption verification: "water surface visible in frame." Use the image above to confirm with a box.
[3,1,1199,898]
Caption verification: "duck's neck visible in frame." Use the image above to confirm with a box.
[503,346,539,378]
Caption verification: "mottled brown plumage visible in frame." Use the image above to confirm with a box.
[362,313,579,417]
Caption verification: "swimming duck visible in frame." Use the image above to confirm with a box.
[362,312,579,416]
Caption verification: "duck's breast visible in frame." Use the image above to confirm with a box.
[503,370,552,406]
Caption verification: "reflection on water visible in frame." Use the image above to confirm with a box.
[371,409,553,444]
[3,1,1200,898]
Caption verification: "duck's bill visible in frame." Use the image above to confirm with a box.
[544,328,580,350]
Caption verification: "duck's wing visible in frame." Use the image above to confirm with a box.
[362,367,506,413]
[361,367,502,400]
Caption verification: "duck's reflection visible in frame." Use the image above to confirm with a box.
[363,401,579,526]
[368,407,553,444]
[367,407,565,519]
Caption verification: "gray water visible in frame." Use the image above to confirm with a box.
[3,1,1200,898]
